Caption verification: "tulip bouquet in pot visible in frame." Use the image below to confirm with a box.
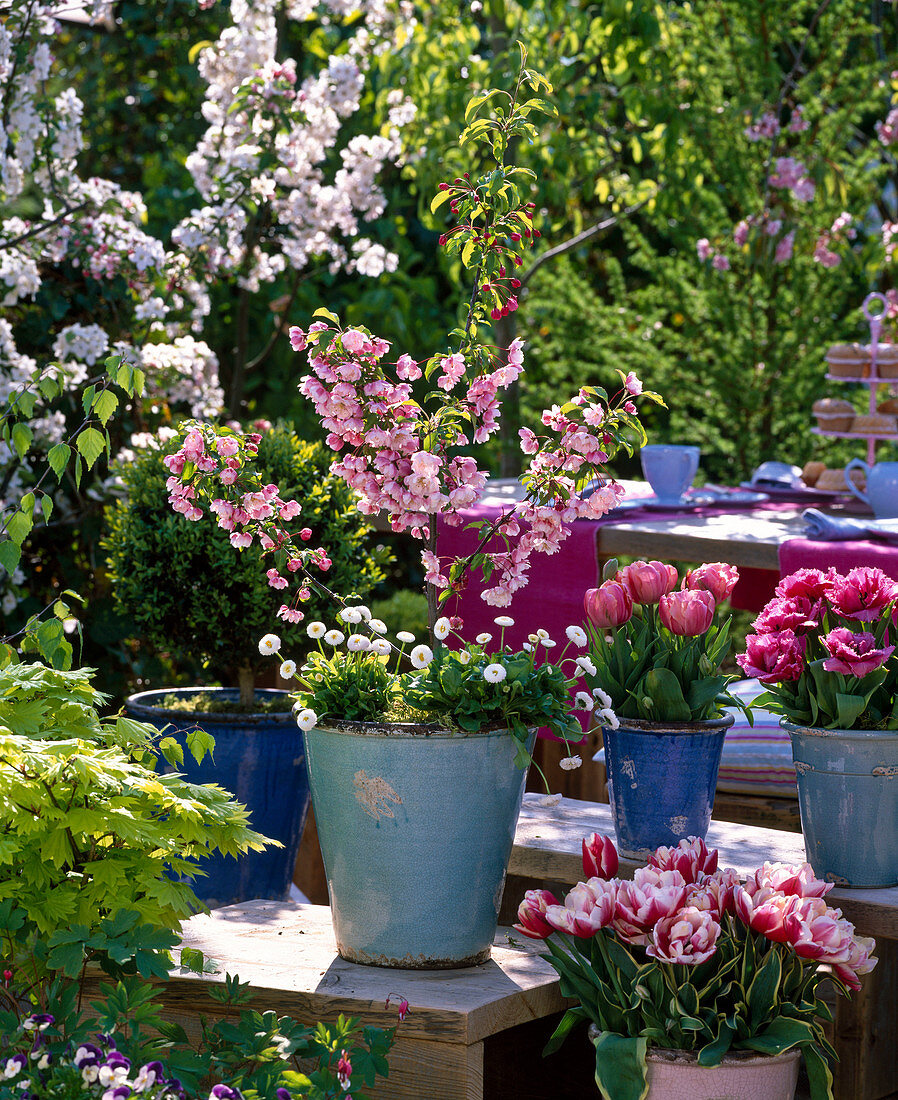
[516,834,877,1100]
[738,565,898,729]
[582,559,743,723]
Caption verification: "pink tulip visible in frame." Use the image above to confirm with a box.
[584,581,632,629]
[613,867,688,946]
[821,628,894,677]
[783,896,856,962]
[775,568,833,602]
[828,566,898,622]
[736,630,806,683]
[733,885,792,942]
[683,562,740,605]
[745,861,832,900]
[752,595,822,635]
[513,889,560,939]
[659,589,715,636]
[582,833,619,880]
[688,867,741,918]
[830,935,878,991]
[649,837,719,883]
[618,560,679,605]
[647,906,721,965]
[546,878,618,938]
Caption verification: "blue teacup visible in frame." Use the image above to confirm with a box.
[640,444,701,504]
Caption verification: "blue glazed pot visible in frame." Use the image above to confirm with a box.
[304,719,534,969]
[602,715,733,860]
[126,688,310,907]
[784,721,898,887]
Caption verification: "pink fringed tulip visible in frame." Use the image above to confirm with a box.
[828,566,898,622]
[659,589,715,636]
[584,581,632,629]
[582,832,619,880]
[513,889,560,939]
[649,837,718,883]
[647,906,721,965]
[752,595,822,635]
[618,560,678,605]
[822,628,894,677]
[683,562,740,605]
[736,629,806,683]
[775,568,832,602]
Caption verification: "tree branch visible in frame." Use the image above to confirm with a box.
[519,197,653,289]
[0,201,91,252]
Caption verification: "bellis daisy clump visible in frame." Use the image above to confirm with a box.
[264,610,603,776]
[738,566,898,729]
[581,559,743,723]
[517,835,877,1100]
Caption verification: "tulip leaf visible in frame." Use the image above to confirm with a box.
[802,1043,834,1100]
[592,1031,648,1100]
[542,1006,589,1056]
[640,667,691,722]
[697,1017,735,1066]
[741,1015,816,1054]
[747,949,782,1027]
[834,692,867,729]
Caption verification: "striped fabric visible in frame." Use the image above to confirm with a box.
[719,679,797,797]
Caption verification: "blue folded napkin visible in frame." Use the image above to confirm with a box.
[802,508,898,542]
[802,508,872,540]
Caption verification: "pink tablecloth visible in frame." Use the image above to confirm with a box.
[779,536,898,580]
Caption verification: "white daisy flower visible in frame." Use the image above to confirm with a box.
[592,687,613,709]
[484,663,507,683]
[296,708,318,732]
[339,607,362,624]
[475,632,492,645]
[258,633,281,655]
[324,629,345,645]
[292,699,306,712]
[434,616,451,640]
[410,644,433,669]
[566,625,588,646]
[528,633,538,644]
[371,637,391,656]
[306,621,326,639]
[598,707,620,730]
[539,793,562,807]
[575,655,597,677]
[493,615,515,627]
[540,637,557,648]
[535,628,550,639]
[574,691,594,711]
[459,651,471,664]
[559,755,583,771]
[396,630,415,644]
[347,634,370,652]
[355,605,372,621]
[368,618,387,634]
[279,659,297,679]
[523,642,533,652]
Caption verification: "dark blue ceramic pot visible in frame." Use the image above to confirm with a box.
[602,714,734,859]
[126,687,309,907]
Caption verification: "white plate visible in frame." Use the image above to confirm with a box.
[739,480,848,501]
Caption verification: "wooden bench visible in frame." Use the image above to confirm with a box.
[158,901,599,1100]
[505,793,898,1100]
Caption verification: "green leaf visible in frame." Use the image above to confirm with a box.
[159,736,184,766]
[11,422,32,459]
[92,389,119,426]
[430,189,453,215]
[40,495,53,524]
[0,540,22,575]
[312,307,340,324]
[747,949,782,1027]
[76,427,106,471]
[742,1015,817,1054]
[47,443,71,480]
[6,509,32,547]
[543,1006,589,1056]
[592,1031,648,1100]
[179,946,205,973]
[185,727,215,766]
[803,1043,834,1100]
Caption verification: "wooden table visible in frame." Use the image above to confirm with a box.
[161,901,594,1100]
[507,794,898,1099]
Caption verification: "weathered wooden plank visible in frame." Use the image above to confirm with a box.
[367,1036,483,1099]
[169,902,569,1046]
[831,939,898,1100]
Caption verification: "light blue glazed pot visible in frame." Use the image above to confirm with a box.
[783,721,898,887]
[304,719,534,969]
[602,715,733,860]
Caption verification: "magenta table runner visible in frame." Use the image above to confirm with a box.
[779,536,898,580]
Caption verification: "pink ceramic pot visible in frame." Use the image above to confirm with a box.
[644,1047,801,1098]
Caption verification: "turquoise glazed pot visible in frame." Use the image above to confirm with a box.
[602,715,733,860]
[304,719,534,969]
[126,688,310,907]
[784,721,898,887]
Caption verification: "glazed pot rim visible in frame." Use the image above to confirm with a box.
[602,713,735,735]
[781,718,898,740]
[309,717,534,738]
[126,687,295,724]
